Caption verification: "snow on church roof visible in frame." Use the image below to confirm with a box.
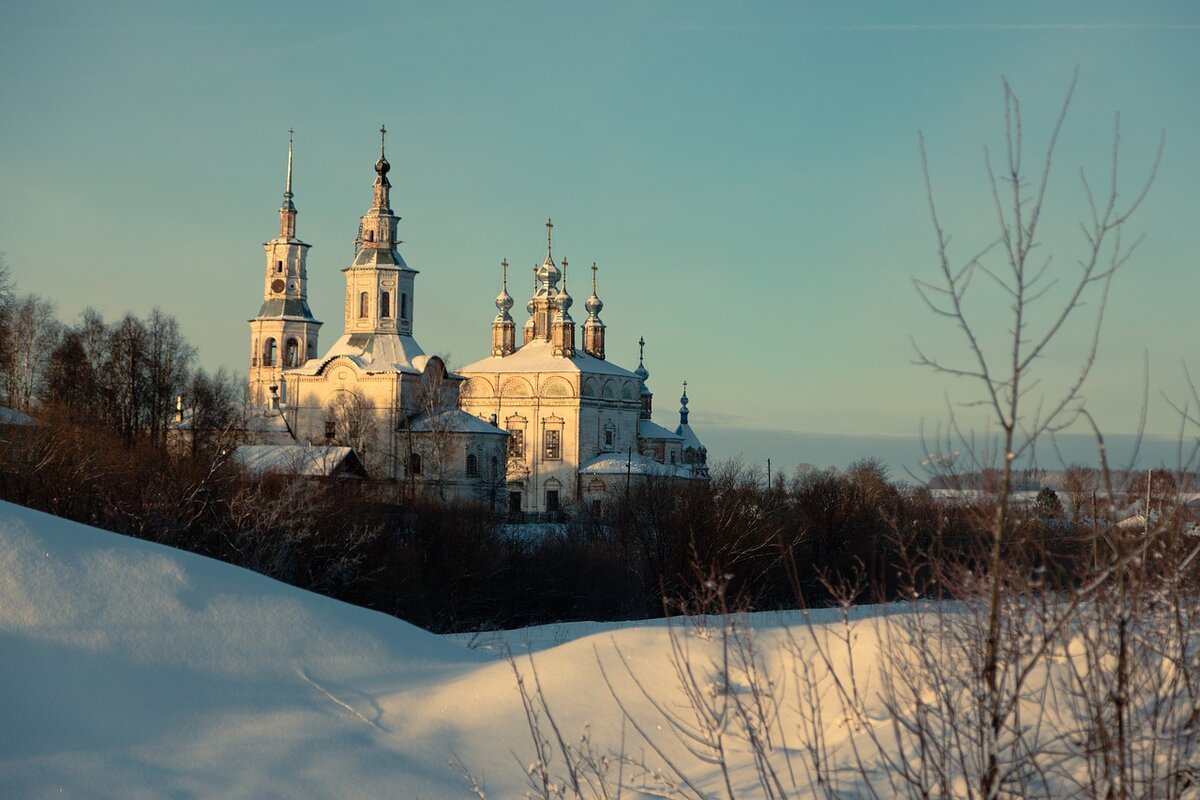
[0,406,37,426]
[638,419,683,441]
[579,451,696,479]
[230,445,366,478]
[290,332,430,376]
[405,409,506,435]
[459,338,638,378]
[676,422,705,451]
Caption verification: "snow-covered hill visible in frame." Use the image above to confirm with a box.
[5,500,1190,799]
[0,500,877,798]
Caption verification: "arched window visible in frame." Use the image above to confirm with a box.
[285,338,299,368]
[410,453,422,475]
[400,292,408,320]
[263,338,276,366]
[359,292,369,318]
[466,453,479,477]
[380,291,391,318]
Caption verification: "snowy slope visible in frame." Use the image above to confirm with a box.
[5,500,1155,799]
[2,500,893,798]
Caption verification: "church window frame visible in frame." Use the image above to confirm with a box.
[410,452,422,475]
[400,292,408,320]
[466,452,479,478]
[542,415,565,461]
[380,291,391,318]
[262,337,276,367]
[505,414,528,460]
[544,429,562,461]
[324,418,336,440]
[603,422,616,451]
[285,338,299,368]
[365,230,374,242]
[276,260,283,273]
[359,292,369,319]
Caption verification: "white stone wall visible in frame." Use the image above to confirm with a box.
[458,369,643,513]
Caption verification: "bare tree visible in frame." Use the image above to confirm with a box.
[324,388,377,456]
[912,71,1163,799]
[1,294,60,411]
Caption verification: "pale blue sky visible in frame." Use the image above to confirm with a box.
[2,1,1198,471]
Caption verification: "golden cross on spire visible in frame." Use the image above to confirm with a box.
[501,258,509,291]
[561,257,568,290]
[380,124,387,157]
[591,262,598,293]
[545,217,554,256]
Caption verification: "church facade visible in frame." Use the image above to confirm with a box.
[244,131,706,511]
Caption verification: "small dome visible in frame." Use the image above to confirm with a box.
[557,286,573,313]
[634,362,649,383]
[495,289,514,314]
[525,296,536,316]
[375,156,390,176]
[585,292,603,315]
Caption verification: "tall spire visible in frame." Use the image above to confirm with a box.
[285,128,294,203]
[582,261,606,359]
[679,380,689,425]
[551,256,575,357]
[635,336,652,419]
[279,129,297,238]
[372,124,392,211]
[528,218,562,342]
[492,257,516,356]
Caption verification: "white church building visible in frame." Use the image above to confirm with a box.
[243,130,706,512]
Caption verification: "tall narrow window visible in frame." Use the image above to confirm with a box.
[546,490,560,513]
[410,453,422,475]
[544,429,561,460]
[466,453,479,477]
[365,230,374,242]
[359,292,369,318]
[508,428,524,459]
[285,338,299,368]
[263,338,276,366]
[400,292,408,320]
[380,291,391,318]
[276,260,283,273]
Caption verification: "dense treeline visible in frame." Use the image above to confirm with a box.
[0,254,1098,633]
[2,399,1082,633]
[0,254,239,448]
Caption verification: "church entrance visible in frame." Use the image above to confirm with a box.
[508,491,522,515]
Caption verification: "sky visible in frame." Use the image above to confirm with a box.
[2,1,1198,475]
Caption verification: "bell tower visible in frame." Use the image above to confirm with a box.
[344,126,418,338]
[248,131,322,407]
